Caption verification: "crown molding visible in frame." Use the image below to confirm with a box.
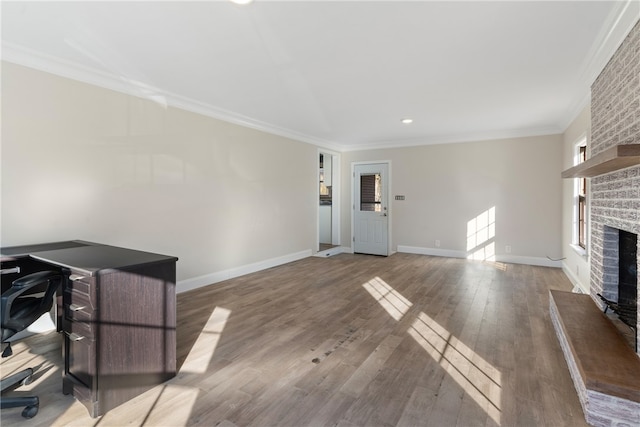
[559,0,640,133]
[3,1,637,154]
[1,41,344,153]
[579,0,640,88]
[339,126,564,152]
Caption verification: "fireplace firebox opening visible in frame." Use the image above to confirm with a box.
[619,229,637,309]
[597,227,638,353]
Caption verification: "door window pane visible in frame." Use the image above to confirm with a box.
[360,173,382,212]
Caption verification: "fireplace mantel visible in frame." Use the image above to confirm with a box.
[562,144,640,178]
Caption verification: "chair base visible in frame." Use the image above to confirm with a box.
[1,368,40,418]
[1,368,34,392]
[1,270,63,420]
[1,396,39,418]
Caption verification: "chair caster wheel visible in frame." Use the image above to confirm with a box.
[21,375,33,386]
[22,405,38,418]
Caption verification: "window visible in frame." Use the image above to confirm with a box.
[576,142,587,249]
[360,173,382,212]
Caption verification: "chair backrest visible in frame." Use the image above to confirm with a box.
[1,271,65,344]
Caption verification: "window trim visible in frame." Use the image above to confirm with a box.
[574,140,588,252]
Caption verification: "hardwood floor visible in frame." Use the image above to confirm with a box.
[0,253,588,426]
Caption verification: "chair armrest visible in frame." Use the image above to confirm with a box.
[11,271,63,289]
[1,271,63,331]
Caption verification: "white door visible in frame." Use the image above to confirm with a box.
[354,163,389,256]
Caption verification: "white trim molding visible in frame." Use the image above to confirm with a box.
[562,261,589,294]
[1,41,343,153]
[397,245,562,268]
[397,245,467,259]
[176,249,312,294]
[4,0,638,155]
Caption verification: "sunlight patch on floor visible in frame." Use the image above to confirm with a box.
[53,307,231,425]
[362,276,413,321]
[181,306,231,374]
[362,277,502,424]
[408,311,502,424]
[90,384,200,426]
[484,261,508,271]
[136,384,200,426]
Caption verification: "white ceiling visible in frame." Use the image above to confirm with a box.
[2,1,639,151]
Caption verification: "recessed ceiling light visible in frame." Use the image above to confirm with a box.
[401,118,413,124]
[230,0,253,4]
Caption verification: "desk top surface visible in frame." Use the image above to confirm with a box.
[1,240,93,258]
[1,241,178,276]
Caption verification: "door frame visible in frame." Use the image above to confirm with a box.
[317,148,341,252]
[351,160,392,255]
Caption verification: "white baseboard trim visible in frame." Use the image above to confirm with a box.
[561,261,589,294]
[497,254,562,268]
[397,245,466,259]
[177,249,312,293]
[396,245,562,268]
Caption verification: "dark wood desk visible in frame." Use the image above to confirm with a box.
[1,241,178,418]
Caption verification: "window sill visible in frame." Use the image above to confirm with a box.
[570,244,588,259]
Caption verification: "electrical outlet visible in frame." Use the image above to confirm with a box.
[505,245,512,254]
[435,240,441,248]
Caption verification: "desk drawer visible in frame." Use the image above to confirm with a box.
[65,329,95,390]
[63,315,96,340]
[65,316,96,342]
[67,273,95,295]
[64,289,97,319]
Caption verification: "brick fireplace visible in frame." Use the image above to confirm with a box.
[589,18,640,356]
[550,17,640,427]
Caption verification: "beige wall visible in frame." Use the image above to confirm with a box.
[341,135,564,265]
[1,62,318,288]
[561,105,591,292]
[1,60,571,290]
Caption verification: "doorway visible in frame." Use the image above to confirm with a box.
[353,162,389,256]
[318,150,340,254]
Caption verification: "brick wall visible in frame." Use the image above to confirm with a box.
[591,19,640,155]
[589,19,640,354]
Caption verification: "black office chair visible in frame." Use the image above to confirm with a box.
[1,271,64,418]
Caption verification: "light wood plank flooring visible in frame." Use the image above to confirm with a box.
[1,253,588,426]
